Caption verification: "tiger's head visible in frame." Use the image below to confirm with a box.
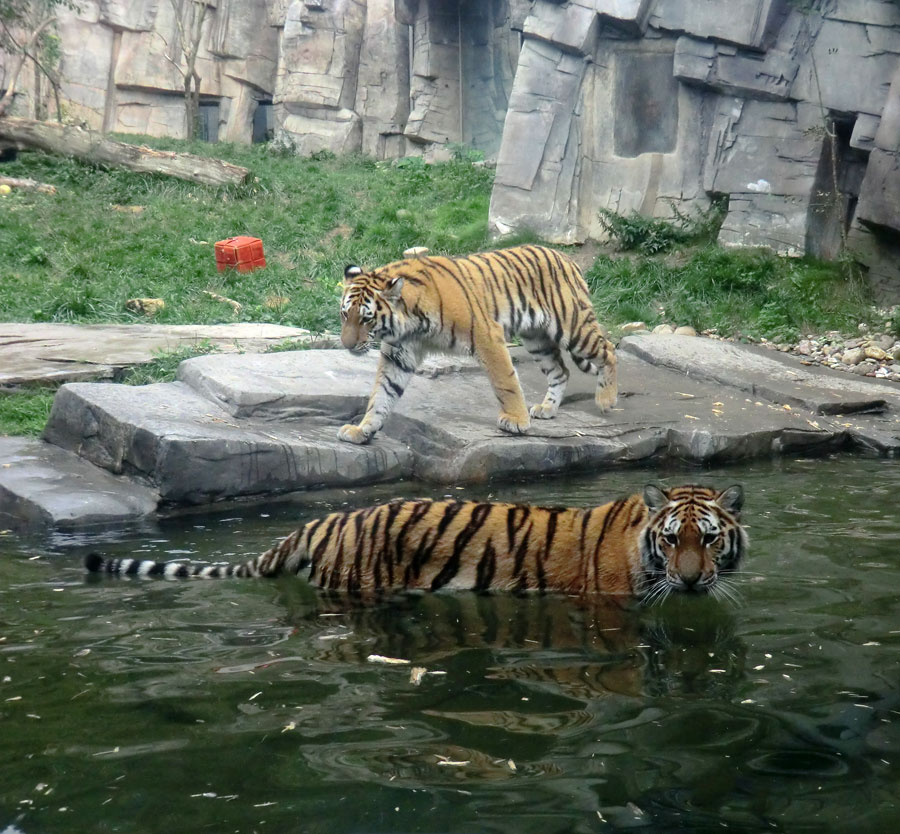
[639,484,748,602]
[340,265,406,354]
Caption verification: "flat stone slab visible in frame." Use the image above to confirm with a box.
[42,379,414,505]
[620,334,900,455]
[0,322,326,387]
[40,343,879,511]
[385,349,857,479]
[9,335,898,531]
[620,334,899,414]
[176,350,480,421]
[0,436,158,531]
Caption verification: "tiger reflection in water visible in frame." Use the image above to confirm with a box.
[275,581,746,703]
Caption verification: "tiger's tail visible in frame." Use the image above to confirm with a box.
[84,528,310,580]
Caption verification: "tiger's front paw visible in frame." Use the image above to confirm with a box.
[497,413,530,435]
[338,423,373,445]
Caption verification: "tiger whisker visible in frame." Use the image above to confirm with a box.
[643,578,672,606]
[710,577,743,606]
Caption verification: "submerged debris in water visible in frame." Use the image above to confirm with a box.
[367,654,410,665]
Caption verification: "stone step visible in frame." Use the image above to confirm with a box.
[619,334,899,415]
[0,322,325,387]
[0,437,158,531]
[42,379,414,505]
[163,346,858,479]
[26,339,899,532]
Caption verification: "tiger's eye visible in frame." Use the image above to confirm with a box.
[663,532,678,546]
[702,531,719,546]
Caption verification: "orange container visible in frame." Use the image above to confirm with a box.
[214,236,266,273]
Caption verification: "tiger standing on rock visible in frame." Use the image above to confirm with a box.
[85,484,748,603]
[336,244,617,445]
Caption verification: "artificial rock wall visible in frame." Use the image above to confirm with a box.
[3,0,900,299]
[489,0,900,301]
[1,0,524,157]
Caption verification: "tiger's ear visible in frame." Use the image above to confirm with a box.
[343,265,363,285]
[643,484,669,513]
[716,485,744,515]
[382,275,404,300]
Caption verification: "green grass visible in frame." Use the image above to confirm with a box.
[0,389,56,436]
[117,342,220,385]
[0,137,502,331]
[587,246,877,343]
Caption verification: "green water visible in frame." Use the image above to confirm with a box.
[1,456,898,834]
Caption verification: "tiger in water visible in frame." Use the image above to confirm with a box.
[85,484,748,603]
[336,244,617,444]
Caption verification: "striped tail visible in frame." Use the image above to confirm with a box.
[84,552,261,578]
[84,529,309,579]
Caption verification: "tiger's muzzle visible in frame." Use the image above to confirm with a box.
[341,311,371,354]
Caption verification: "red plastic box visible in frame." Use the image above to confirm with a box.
[214,236,266,273]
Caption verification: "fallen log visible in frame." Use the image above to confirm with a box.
[0,175,57,194]
[0,117,250,187]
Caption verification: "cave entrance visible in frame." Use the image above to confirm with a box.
[197,98,220,143]
[252,99,274,144]
[406,0,518,157]
[807,116,865,260]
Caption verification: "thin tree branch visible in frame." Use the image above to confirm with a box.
[0,12,56,117]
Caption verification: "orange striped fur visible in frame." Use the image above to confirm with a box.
[85,484,747,601]
[337,244,617,444]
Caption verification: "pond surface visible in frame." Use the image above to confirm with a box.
[1,456,898,834]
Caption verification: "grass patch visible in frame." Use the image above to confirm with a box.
[117,342,220,385]
[587,245,874,342]
[0,139,498,331]
[0,389,56,437]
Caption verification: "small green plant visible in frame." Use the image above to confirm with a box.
[598,199,726,255]
[392,155,427,171]
[889,305,900,339]
[447,143,485,164]
[265,338,316,353]
[23,246,50,266]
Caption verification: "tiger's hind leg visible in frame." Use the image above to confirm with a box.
[568,320,617,412]
[521,332,569,420]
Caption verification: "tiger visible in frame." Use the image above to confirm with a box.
[336,244,617,444]
[84,484,747,602]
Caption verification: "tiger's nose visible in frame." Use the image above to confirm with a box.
[677,551,703,588]
[681,570,701,589]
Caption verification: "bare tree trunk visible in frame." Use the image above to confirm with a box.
[191,68,201,138]
[0,117,250,186]
[168,0,209,141]
[183,73,195,140]
[0,15,55,118]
